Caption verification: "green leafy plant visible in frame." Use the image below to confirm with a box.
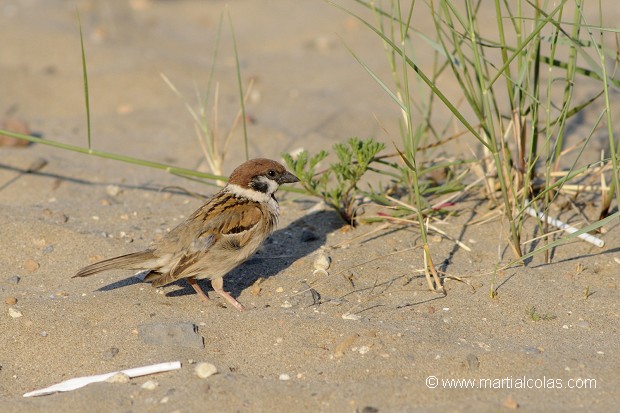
[283,137,385,226]
[331,0,619,273]
[527,306,556,322]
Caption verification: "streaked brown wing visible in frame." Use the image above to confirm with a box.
[204,201,263,236]
[167,202,263,278]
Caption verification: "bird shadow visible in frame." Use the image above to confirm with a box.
[96,203,343,304]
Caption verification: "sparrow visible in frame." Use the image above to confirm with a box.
[73,158,299,311]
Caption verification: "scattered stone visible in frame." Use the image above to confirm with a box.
[251,277,265,296]
[194,362,218,379]
[106,372,130,383]
[280,300,292,308]
[5,276,20,285]
[275,287,284,293]
[0,118,31,147]
[310,288,321,305]
[23,260,40,272]
[289,289,321,308]
[141,380,159,390]
[5,296,17,305]
[358,346,370,355]
[32,238,47,248]
[465,353,480,370]
[89,255,105,264]
[40,331,48,337]
[138,322,204,349]
[360,407,379,413]
[342,312,361,321]
[521,346,542,355]
[102,347,120,360]
[503,395,519,409]
[278,373,291,381]
[8,307,23,318]
[313,253,331,276]
[332,333,359,358]
[301,229,318,242]
[576,320,590,329]
[106,185,122,197]
[431,234,443,243]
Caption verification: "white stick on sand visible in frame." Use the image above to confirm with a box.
[524,204,604,248]
[23,361,181,397]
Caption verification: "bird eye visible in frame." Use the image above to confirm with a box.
[267,170,277,178]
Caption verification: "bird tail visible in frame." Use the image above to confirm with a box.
[73,250,157,278]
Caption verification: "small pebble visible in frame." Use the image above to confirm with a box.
[251,277,264,296]
[106,185,121,197]
[313,253,331,270]
[465,353,480,370]
[5,276,20,285]
[102,347,119,360]
[300,229,318,242]
[40,331,48,337]
[141,380,159,390]
[194,362,218,379]
[278,373,291,381]
[0,118,31,147]
[275,287,284,293]
[8,307,23,318]
[313,253,331,276]
[576,320,590,329]
[23,260,40,272]
[280,301,292,308]
[332,333,359,358]
[342,312,361,321]
[5,296,17,305]
[503,395,519,409]
[106,372,130,383]
[358,346,370,355]
[521,346,542,355]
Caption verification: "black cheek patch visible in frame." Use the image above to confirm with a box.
[250,178,270,193]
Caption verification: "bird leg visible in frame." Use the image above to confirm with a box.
[211,277,245,312]
[186,277,210,303]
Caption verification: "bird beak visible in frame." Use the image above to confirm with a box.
[278,171,300,184]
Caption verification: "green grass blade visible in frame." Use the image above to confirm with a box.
[327,0,490,151]
[76,11,92,150]
[0,129,224,182]
[227,9,249,161]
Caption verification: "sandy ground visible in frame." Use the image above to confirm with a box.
[1,1,619,412]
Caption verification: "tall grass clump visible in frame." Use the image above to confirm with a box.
[161,11,252,183]
[1,2,619,291]
[0,10,255,188]
[333,0,619,275]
